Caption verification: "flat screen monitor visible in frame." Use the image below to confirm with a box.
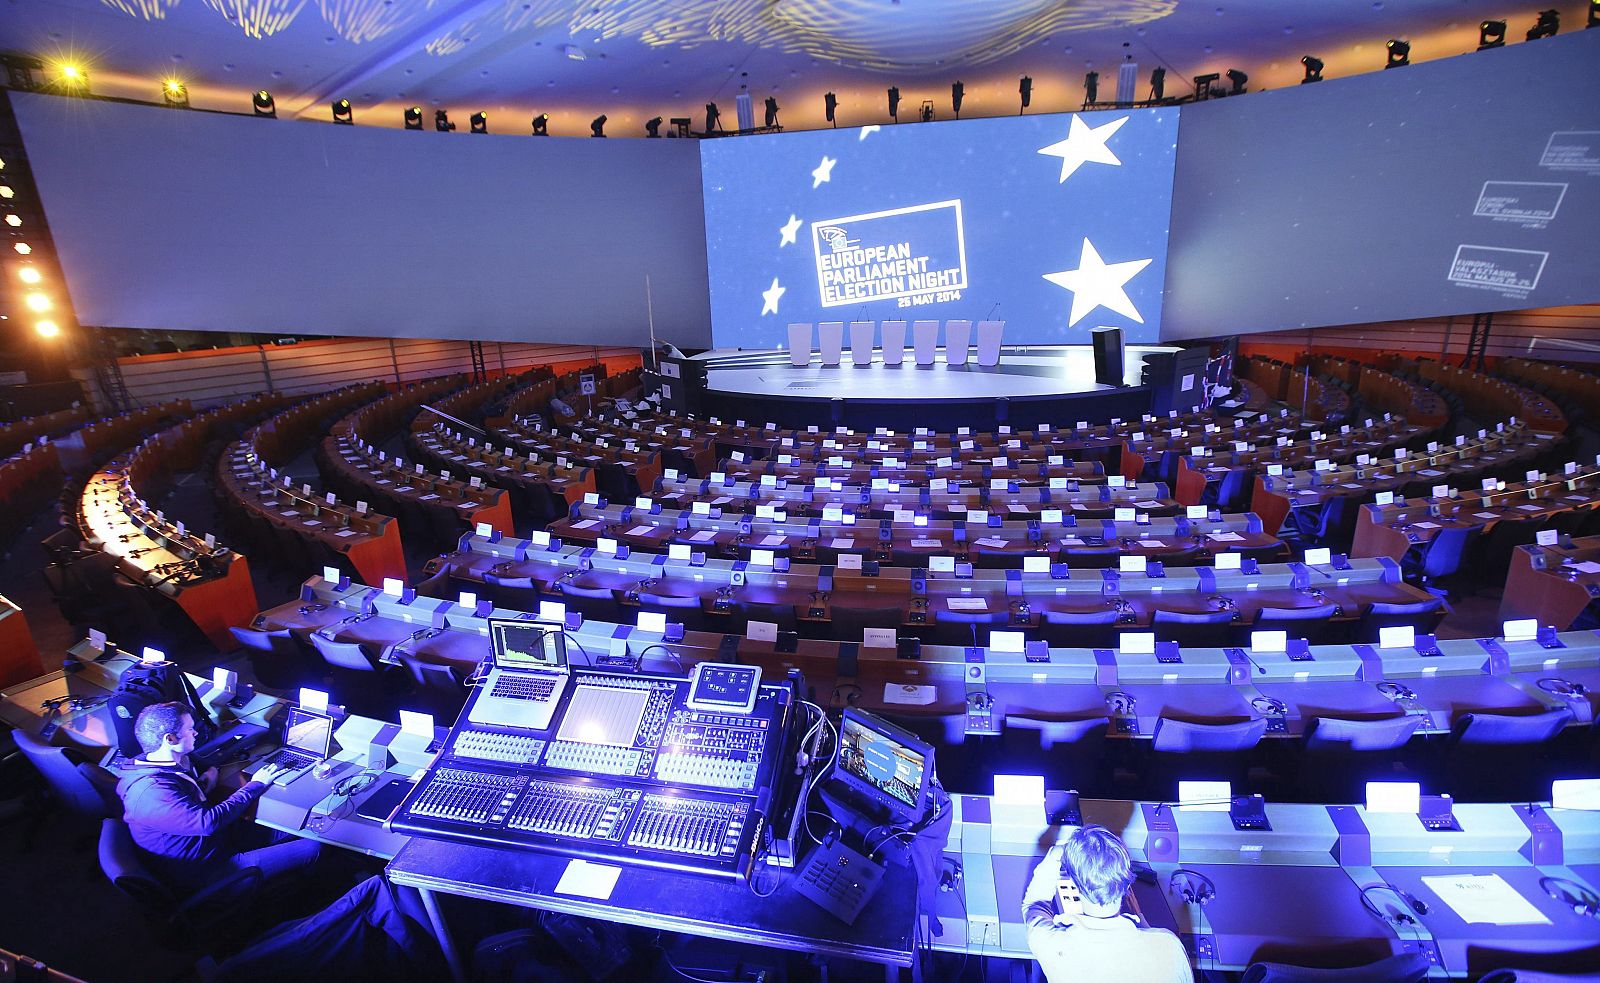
[834,708,935,825]
[282,707,333,758]
[488,619,566,671]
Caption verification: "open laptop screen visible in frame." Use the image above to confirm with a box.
[489,620,567,671]
[283,707,333,757]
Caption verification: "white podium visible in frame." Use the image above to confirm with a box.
[945,319,972,366]
[912,320,939,365]
[818,321,844,366]
[848,321,875,366]
[976,320,1005,367]
[880,321,907,366]
[786,323,813,366]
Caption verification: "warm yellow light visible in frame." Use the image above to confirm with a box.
[25,292,51,312]
[13,243,30,255]
[35,321,60,339]
[18,267,41,284]
[0,186,13,199]
[59,64,83,80]
[4,215,18,227]
[165,79,184,94]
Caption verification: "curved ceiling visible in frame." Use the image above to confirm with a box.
[1,0,1586,135]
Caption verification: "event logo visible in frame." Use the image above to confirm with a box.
[811,199,968,308]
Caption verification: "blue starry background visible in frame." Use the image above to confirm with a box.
[700,106,1181,349]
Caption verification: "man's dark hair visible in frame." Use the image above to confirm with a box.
[133,701,192,754]
[1061,824,1134,907]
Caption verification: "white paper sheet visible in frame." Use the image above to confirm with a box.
[554,859,623,900]
[1420,874,1550,926]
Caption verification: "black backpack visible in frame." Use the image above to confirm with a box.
[107,661,216,756]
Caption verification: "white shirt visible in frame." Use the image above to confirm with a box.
[1021,847,1194,983]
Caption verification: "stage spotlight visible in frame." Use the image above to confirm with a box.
[55,63,89,93]
[705,102,721,133]
[1478,20,1506,49]
[763,96,779,128]
[18,266,40,285]
[402,107,422,129]
[1019,76,1032,112]
[887,86,900,120]
[1083,71,1099,105]
[35,320,60,339]
[919,99,934,123]
[1225,69,1248,94]
[951,80,964,117]
[1526,9,1559,39]
[823,91,837,126]
[25,292,51,313]
[470,112,488,134]
[1589,0,1598,28]
[162,79,188,108]
[1193,72,1220,100]
[331,99,353,124]
[645,116,662,137]
[252,90,276,117]
[1385,39,1410,68]
[1149,67,1166,101]
[590,114,607,137]
[532,113,550,136]
[1301,55,1324,83]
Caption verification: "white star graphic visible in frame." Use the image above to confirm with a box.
[761,278,786,316]
[1037,115,1129,183]
[1042,239,1153,327]
[858,125,880,141]
[778,214,802,247]
[811,155,836,188]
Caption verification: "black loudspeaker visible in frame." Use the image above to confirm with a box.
[1091,326,1125,387]
[655,356,705,414]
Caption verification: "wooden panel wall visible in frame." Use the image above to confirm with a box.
[1237,305,1600,366]
[70,338,643,412]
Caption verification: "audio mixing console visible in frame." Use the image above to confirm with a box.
[390,664,800,879]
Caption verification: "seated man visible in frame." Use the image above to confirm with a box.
[1021,824,1193,983]
[115,701,320,897]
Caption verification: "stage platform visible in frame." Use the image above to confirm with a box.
[690,344,1182,430]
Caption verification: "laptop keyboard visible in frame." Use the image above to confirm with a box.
[490,674,558,701]
[264,748,319,770]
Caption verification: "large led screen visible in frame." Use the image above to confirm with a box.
[700,107,1180,349]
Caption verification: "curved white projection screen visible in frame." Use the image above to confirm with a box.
[13,29,1598,348]
[12,93,713,348]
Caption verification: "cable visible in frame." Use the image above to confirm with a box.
[634,643,684,674]
[560,630,591,667]
[659,948,739,983]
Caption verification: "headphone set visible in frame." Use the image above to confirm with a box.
[1360,883,1430,926]
[1105,691,1138,716]
[1540,877,1600,919]
[1168,869,1217,907]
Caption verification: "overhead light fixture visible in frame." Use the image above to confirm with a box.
[1385,39,1410,68]
[590,114,606,137]
[0,186,14,199]
[25,292,51,313]
[531,113,549,136]
[35,320,60,339]
[3,55,44,92]
[470,112,488,134]
[1149,67,1166,102]
[162,79,188,108]
[1589,0,1598,29]
[919,99,934,123]
[54,63,89,94]
[4,214,19,228]
[331,99,353,125]
[435,110,456,132]
[253,90,276,117]
[1225,69,1248,94]
[705,102,721,133]
[402,107,421,129]
[1526,9,1560,39]
[823,91,837,127]
[1478,20,1507,49]
[1192,72,1219,100]
[1300,55,1324,83]
[13,243,31,255]
[887,86,900,121]
[763,96,779,129]
[18,266,40,284]
[1019,76,1032,113]
[951,80,964,118]
[645,116,662,138]
[1084,70,1099,106]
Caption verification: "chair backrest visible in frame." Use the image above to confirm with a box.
[1153,608,1235,625]
[1151,717,1268,752]
[1241,951,1430,983]
[1255,604,1340,625]
[1359,598,1446,641]
[1006,716,1109,750]
[14,729,116,819]
[1304,714,1423,752]
[1420,524,1482,579]
[1042,609,1121,626]
[1453,708,1573,746]
[310,635,376,673]
[98,818,178,913]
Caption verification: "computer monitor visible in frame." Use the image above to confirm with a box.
[282,707,334,758]
[488,619,566,670]
[834,708,935,825]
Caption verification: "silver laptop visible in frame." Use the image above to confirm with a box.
[467,620,570,731]
[260,707,334,781]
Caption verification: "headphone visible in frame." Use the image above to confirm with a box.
[1251,695,1288,716]
[939,858,963,893]
[1541,877,1600,919]
[1360,883,1430,925]
[1169,869,1216,907]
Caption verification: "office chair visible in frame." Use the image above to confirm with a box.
[729,600,798,635]
[482,569,542,611]
[1297,715,1424,802]
[1144,717,1269,800]
[1003,716,1111,793]
[1445,708,1575,802]
[1243,604,1343,646]
[929,609,1007,647]
[1151,717,1269,753]
[228,626,321,692]
[1401,524,1482,588]
[1240,950,1430,983]
[554,581,622,624]
[636,592,707,633]
[1038,608,1122,649]
[99,818,266,950]
[1356,598,1446,643]
[1151,607,1236,648]
[397,654,469,720]
[13,729,119,823]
